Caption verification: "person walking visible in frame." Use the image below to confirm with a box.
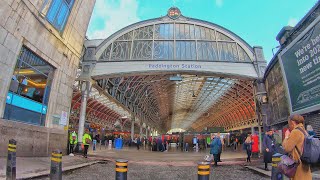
[210,134,222,166]
[251,132,259,158]
[82,129,92,158]
[262,127,274,171]
[282,115,312,180]
[234,137,238,151]
[244,133,253,162]
[136,136,141,150]
[69,130,77,156]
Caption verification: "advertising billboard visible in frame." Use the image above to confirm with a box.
[279,16,320,114]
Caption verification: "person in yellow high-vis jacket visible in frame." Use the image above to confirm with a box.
[82,129,92,158]
[69,131,77,156]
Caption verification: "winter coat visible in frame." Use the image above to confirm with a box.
[282,123,312,180]
[251,135,259,153]
[308,130,316,138]
[263,134,274,163]
[210,137,221,155]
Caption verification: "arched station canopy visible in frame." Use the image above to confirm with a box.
[80,7,267,133]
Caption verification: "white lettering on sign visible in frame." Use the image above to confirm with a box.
[293,31,320,75]
[299,62,313,74]
[148,64,202,69]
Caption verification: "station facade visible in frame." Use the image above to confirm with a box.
[77,6,268,150]
[0,0,95,156]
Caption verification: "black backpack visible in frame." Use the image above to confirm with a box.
[296,127,320,164]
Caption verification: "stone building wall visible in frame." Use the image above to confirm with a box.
[0,0,95,156]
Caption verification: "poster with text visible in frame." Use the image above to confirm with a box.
[279,19,320,114]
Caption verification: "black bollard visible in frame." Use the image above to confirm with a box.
[50,150,62,180]
[6,139,17,180]
[271,153,283,180]
[198,161,210,180]
[115,159,128,180]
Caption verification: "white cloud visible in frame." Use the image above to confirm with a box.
[288,18,298,27]
[215,0,223,7]
[87,0,140,39]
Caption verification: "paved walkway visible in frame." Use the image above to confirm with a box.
[246,163,320,179]
[1,146,319,179]
[0,147,248,179]
[0,155,99,179]
[89,146,248,163]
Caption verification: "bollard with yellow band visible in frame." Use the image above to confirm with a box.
[6,139,17,180]
[271,153,283,180]
[198,161,210,180]
[50,150,62,180]
[115,159,128,180]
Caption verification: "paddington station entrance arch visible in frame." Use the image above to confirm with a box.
[74,8,268,140]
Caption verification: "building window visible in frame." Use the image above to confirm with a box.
[4,46,54,126]
[46,0,74,32]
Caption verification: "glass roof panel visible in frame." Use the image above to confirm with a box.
[98,23,252,62]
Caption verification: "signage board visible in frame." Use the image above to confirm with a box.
[279,16,320,114]
[59,111,68,126]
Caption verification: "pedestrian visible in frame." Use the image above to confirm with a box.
[136,136,141,150]
[217,133,223,162]
[251,132,259,158]
[307,125,317,138]
[244,133,253,162]
[210,134,222,166]
[282,114,312,180]
[82,129,92,158]
[69,130,77,156]
[262,127,274,171]
[95,133,100,142]
[234,137,238,151]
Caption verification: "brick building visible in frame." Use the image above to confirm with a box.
[0,0,95,156]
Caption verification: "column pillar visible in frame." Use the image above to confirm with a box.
[139,123,143,137]
[131,117,135,140]
[76,81,90,152]
[251,126,255,134]
[145,127,148,138]
[258,125,262,154]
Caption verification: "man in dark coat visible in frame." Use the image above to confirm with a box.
[262,127,275,171]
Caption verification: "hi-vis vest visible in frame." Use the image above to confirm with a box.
[69,132,77,145]
[82,133,92,145]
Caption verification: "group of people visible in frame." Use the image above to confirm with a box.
[262,115,316,180]
[243,132,259,162]
[207,114,317,180]
[68,128,92,158]
[150,136,170,152]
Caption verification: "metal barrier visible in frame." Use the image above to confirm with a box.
[50,150,62,180]
[6,139,17,180]
[115,159,128,180]
[271,153,283,180]
[198,161,210,180]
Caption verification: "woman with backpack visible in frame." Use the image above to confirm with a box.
[282,114,311,180]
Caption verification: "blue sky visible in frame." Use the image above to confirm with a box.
[86,0,318,63]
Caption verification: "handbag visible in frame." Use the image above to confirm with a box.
[277,151,300,178]
[85,138,92,144]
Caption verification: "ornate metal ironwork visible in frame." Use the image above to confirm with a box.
[98,23,252,62]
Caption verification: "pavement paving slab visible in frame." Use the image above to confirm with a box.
[0,155,99,179]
